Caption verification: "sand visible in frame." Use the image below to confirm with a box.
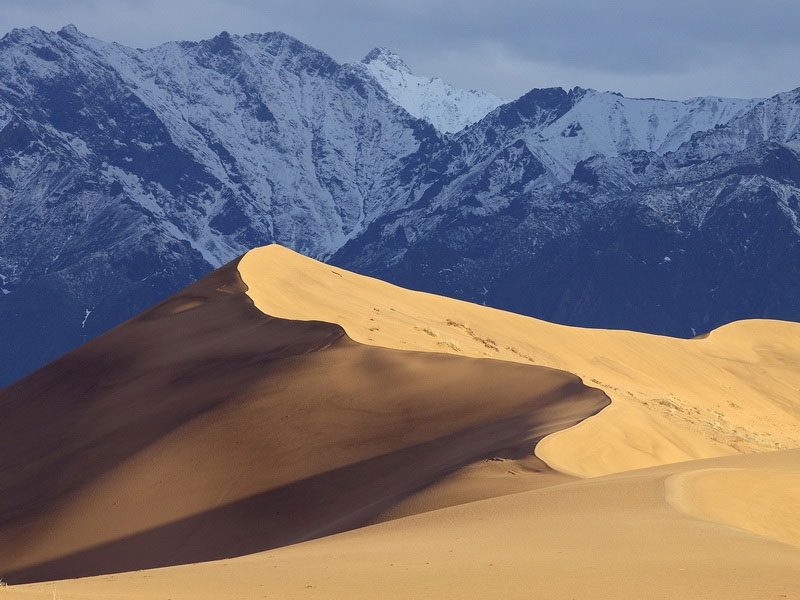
[666,466,800,548]
[0,259,606,584]
[3,244,799,598]
[239,245,800,477]
[6,450,799,600]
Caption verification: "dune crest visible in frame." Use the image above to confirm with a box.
[239,245,800,477]
[3,244,799,599]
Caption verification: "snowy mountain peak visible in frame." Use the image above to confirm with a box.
[358,48,504,134]
[58,24,84,39]
[672,86,800,163]
[1,25,49,45]
[363,47,411,74]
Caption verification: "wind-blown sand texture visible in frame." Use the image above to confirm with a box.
[240,245,800,477]
[2,244,799,599]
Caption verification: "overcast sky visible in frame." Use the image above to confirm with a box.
[2,0,799,101]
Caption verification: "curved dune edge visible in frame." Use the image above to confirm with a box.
[665,467,800,548]
[238,245,800,477]
[6,451,800,600]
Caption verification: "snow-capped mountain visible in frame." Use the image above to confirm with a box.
[1,25,798,387]
[358,47,504,134]
[360,47,757,158]
[671,87,800,164]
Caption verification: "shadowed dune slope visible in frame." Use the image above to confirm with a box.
[241,245,800,477]
[7,451,800,600]
[0,260,607,584]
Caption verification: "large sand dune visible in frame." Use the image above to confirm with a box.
[2,244,799,598]
[0,259,606,584]
[240,245,800,477]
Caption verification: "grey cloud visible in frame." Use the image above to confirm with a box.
[1,0,799,100]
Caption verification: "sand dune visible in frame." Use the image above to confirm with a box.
[3,244,799,598]
[7,450,800,600]
[240,245,800,477]
[666,466,800,548]
[0,259,606,584]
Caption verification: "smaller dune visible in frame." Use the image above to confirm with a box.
[666,466,800,548]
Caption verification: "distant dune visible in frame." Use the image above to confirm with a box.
[2,244,799,598]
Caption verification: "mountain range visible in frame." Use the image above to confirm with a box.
[1,25,799,386]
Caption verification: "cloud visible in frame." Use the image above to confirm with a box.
[2,0,798,100]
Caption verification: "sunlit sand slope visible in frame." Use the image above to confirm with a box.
[7,450,800,600]
[240,245,800,477]
[666,466,800,548]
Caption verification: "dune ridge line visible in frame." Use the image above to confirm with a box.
[239,244,800,477]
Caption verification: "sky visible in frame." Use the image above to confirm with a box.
[2,0,799,101]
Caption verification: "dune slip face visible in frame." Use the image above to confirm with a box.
[241,245,800,477]
[0,258,607,584]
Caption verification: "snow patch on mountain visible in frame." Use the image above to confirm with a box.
[460,88,760,181]
[672,87,800,163]
[360,47,504,134]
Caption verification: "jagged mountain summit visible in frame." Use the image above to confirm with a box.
[0,24,798,387]
[358,47,505,134]
[357,46,758,161]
